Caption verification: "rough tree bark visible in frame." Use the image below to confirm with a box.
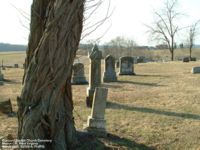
[18,0,85,149]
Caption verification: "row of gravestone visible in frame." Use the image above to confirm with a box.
[71,45,136,107]
[71,55,135,84]
[1,64,20,69]
[84,45,135,135]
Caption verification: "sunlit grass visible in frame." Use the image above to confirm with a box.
[1,51,200,149]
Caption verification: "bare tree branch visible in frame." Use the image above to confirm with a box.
[145,0,182,61]
[81,0,113,41]
[187,20,200,59]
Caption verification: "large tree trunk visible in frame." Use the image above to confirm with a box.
[171,51,174,61]
[189,46,192,60]
[18,0,85,149]
[170,49,174,61]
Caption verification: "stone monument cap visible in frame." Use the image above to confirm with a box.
[89,44,102,60]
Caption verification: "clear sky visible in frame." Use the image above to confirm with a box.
[0,0,200,46]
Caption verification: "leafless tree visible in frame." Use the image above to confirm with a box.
[18,1,85,149]
[187,20,200,60]
[105,36,137,58]
[146,0,182,61]
[17,0,112,149]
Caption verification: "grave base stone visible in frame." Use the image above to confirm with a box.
[118,72,135,75]
[72,63,88,85]
[84,87,108,137]
[191,67,200,74]
[0,81,4,85]
[0,99,13,114]
[72,77,88,84]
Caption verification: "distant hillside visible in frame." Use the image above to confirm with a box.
[0,43,27,52]
[0,42,199,52]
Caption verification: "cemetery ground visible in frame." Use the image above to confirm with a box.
[1,51,200,149]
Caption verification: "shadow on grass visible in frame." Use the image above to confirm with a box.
[136,74,170,78]
[3,79,21,84]
[117,80,164,87]
[75,131,155,150]
[107,102,200,120]
[105,133,155,150]
[102,83,122,89]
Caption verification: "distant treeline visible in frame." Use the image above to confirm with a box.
[0,43,27,52]
[0,43,92,52]
[0,42,200,53]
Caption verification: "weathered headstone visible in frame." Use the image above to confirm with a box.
[137,56,146,63]
[191,67,200,74]
[103,55,117,82]
[86,45,102,107]
[190,57,197,61]
[85,87,108,136]
[72,63,88,84]
[0,99,13,114]
[183,57,190,62]
[118,56,135,75]
[14,64,19,68]
[0,69,4,81]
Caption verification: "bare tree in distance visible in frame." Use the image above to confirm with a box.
[187,20,200,60]
[104,36,137,58]
[145,0,182,61]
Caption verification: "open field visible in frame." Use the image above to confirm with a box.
[1,51,200,149]
[0,51,25,67]
[150,48,200,61]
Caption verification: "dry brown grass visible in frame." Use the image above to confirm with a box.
[148,48,200,61]
[0,51,25,67]
[1,51,200,149]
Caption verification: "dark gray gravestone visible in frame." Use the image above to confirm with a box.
[86,45,102,107]
[118,56,135,75]
[183,57,190,62]
[0,69,4,81]
[72,63,88,84]
[0,99,13,114]
[103,55,117,82]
